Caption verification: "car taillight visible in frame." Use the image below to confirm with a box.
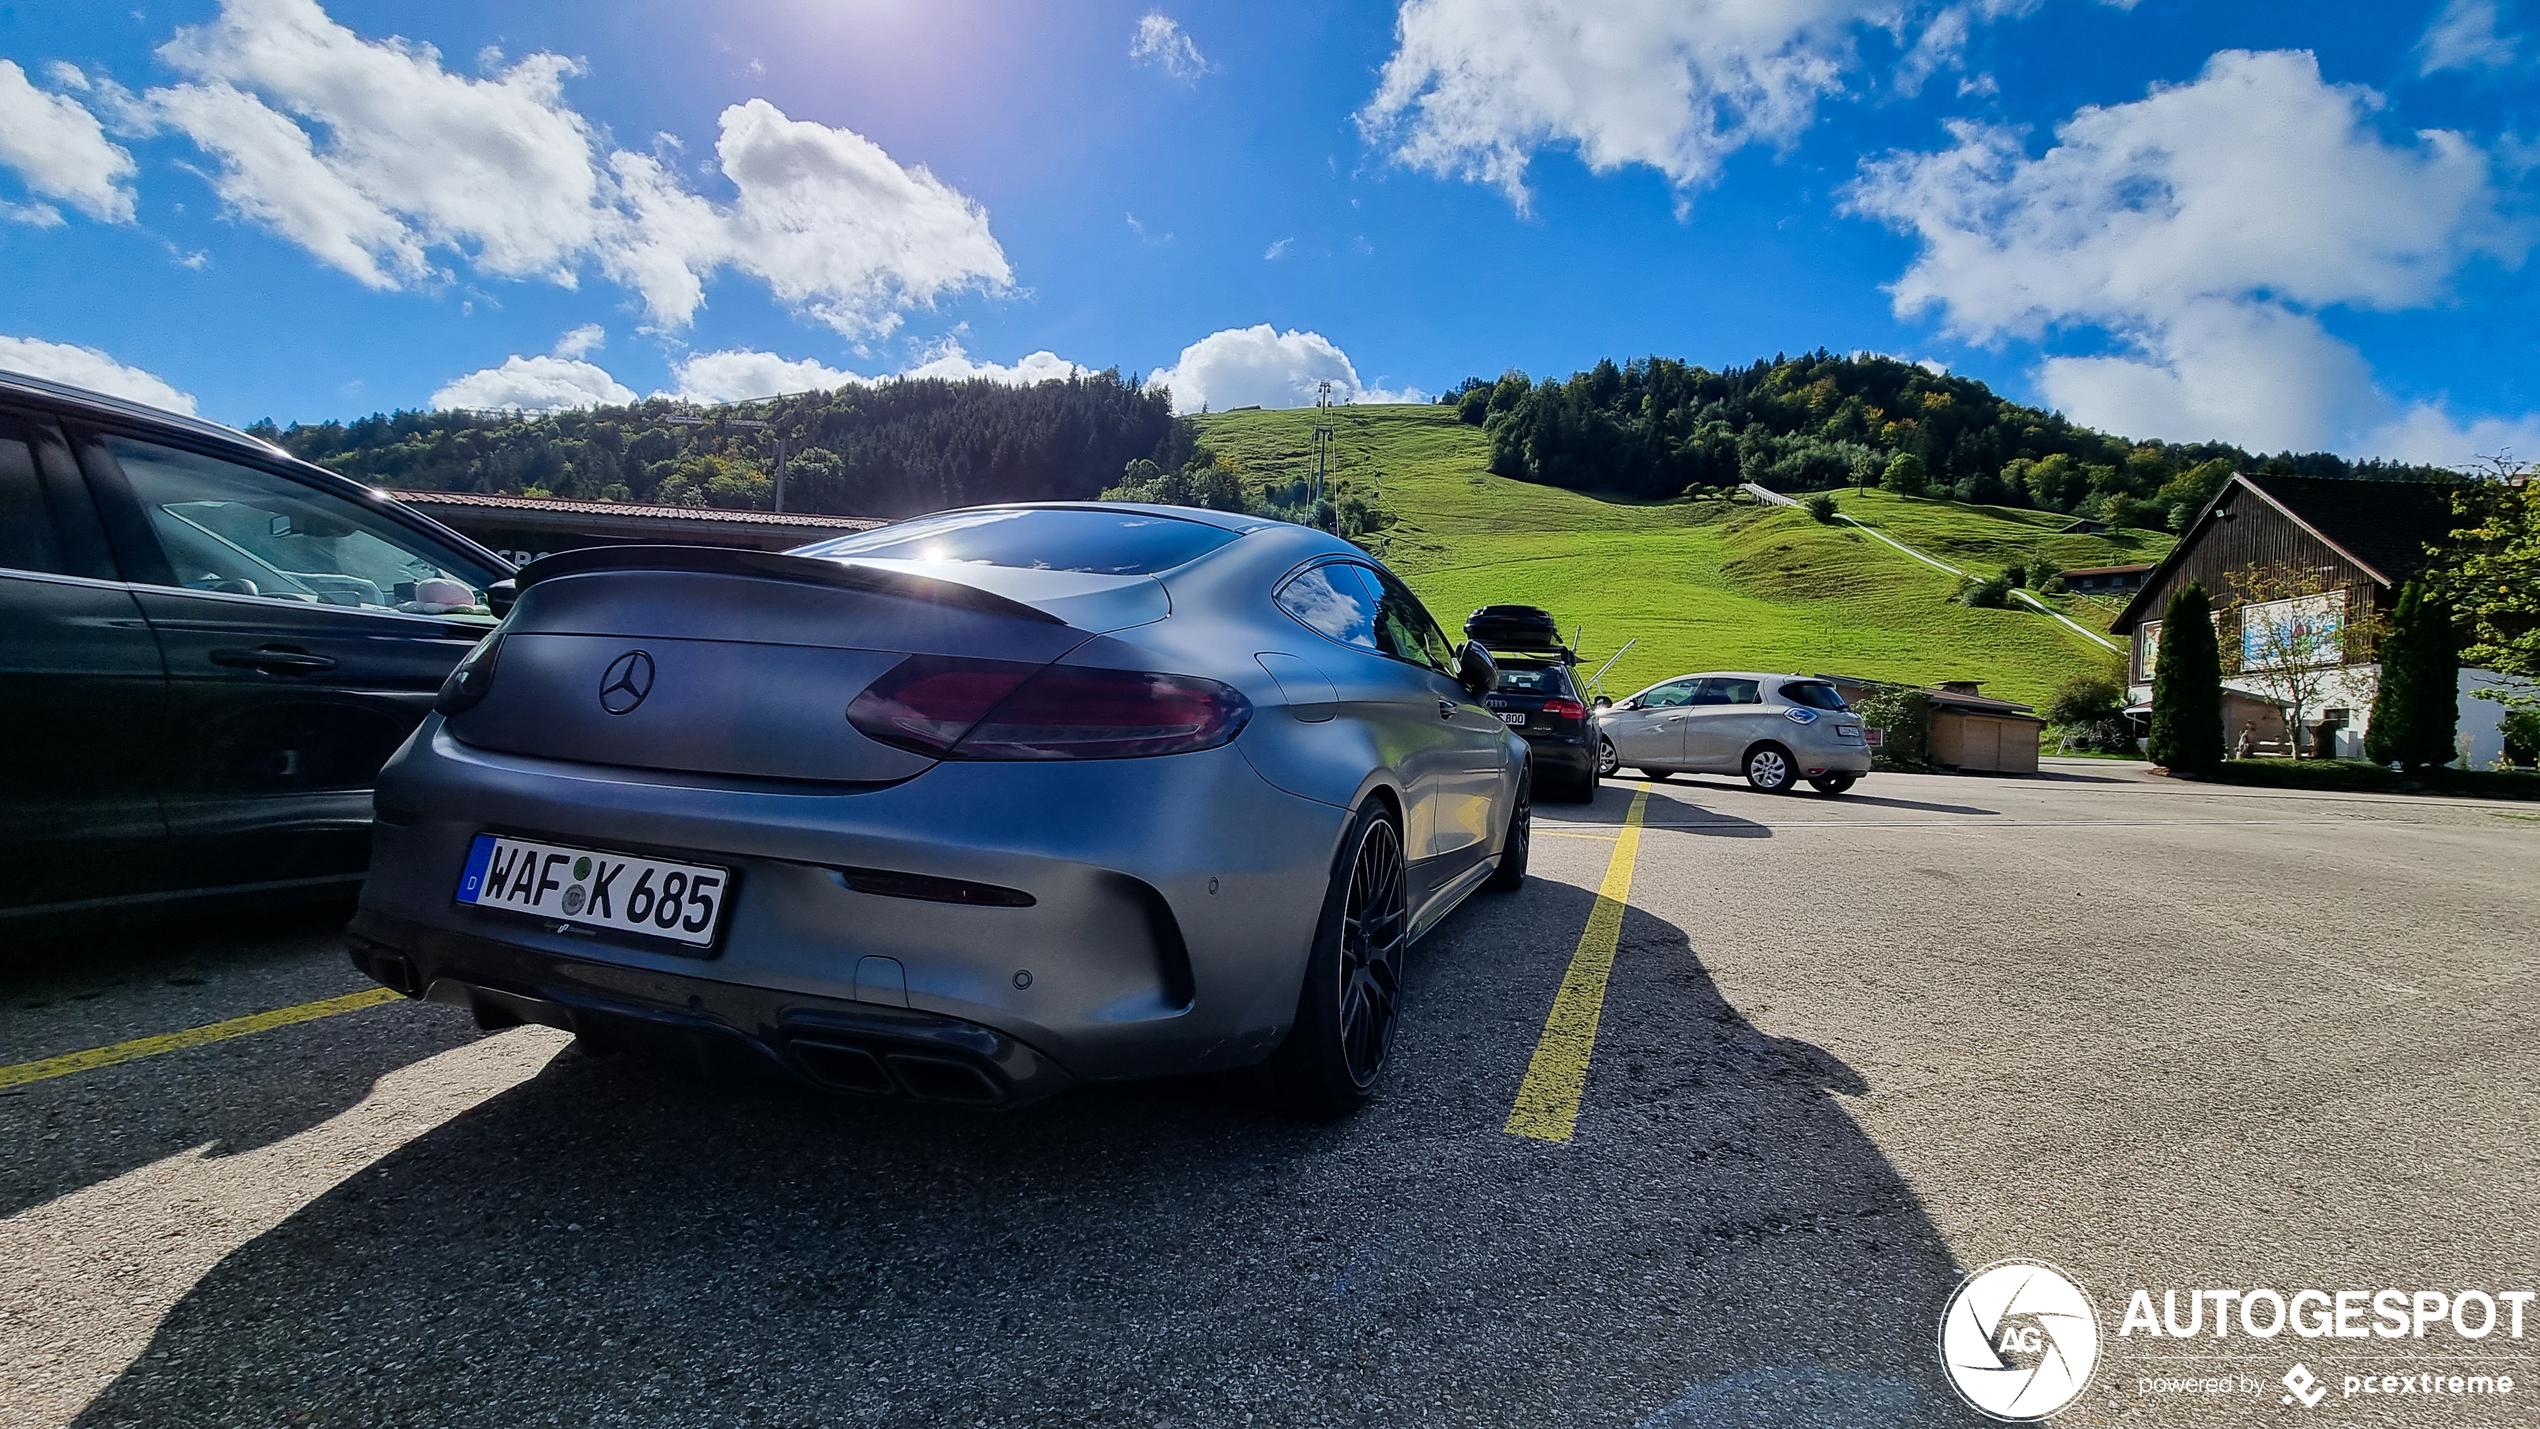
[433,631,507,717]
[847,656,1253,760]
[845,655,1039,756]
[1542,697,1587,720]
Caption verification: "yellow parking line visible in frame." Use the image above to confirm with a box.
[1505,785,1650,1143]
[0,987,403,1091]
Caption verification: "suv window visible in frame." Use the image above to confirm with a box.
[1362,565,1456,672]
[1780,681,1850,711]
[104,435,499,618]
[0,430,64,576]
[1273,562,1380,652]
[797,508,1240,574]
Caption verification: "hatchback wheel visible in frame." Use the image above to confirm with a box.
[1809,774,1856,796]
[1744,744,1797,793]
[1261,800,1412,1118]
[1595,737,1619,778]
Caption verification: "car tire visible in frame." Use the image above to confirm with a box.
[1808,774,1856,796]
[1259,798,1413,1119]
[1637,768,1675,782]
[1484,766,1532,891]
[1561,766,1598,803]
[1596,738,1619,779]
[1743,743,1798,793]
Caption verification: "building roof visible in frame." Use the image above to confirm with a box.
[387,490,884,531]
[2057,563,2154,578]
[2109,472,2463,633]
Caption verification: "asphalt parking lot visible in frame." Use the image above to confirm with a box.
[4,762,2536,1429]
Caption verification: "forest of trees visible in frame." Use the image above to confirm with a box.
[1441,351,2459,532]
[254,350,2465,536]
[253,370,1188,520]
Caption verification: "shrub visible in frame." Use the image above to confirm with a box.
[2044,674,2131,753]
[1959,571,2016,608]
[1853,687,1934,771]
[2503,708,2540,767]
[1881,451,1927,497]
[1805,493,1839,523]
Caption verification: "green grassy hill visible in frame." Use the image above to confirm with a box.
[1193,404,2174,709]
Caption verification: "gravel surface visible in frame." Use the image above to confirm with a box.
[2,763,2533,1428]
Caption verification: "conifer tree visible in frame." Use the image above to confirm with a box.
[2365,580,2459,770]
[2147,583,2223,774]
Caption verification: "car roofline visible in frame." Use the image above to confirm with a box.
[0,368,291,461]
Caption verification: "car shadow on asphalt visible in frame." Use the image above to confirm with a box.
[71,872,1990,1428]
[0,903,483,1221]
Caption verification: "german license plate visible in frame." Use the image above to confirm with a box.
[455,834,730,948]
[1498,711,1526,726]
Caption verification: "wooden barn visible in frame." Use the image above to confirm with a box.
[2108,474,2459,760]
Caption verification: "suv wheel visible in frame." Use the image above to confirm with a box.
[1744,744,1797,793]
[1261,800,1411,1118]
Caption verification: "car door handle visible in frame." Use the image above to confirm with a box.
[211,646,337,675]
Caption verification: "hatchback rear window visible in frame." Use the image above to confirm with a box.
[1781,681,1850,711]
[1493,666,1574,697]
[795,509,1240,575]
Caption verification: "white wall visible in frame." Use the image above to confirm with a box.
[2459,668,2540,769]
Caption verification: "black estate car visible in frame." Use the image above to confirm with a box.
[0,371,510,926]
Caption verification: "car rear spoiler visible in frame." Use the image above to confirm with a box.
[495,544,1065,625]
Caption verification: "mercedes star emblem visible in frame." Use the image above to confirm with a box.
[598,650,656,715]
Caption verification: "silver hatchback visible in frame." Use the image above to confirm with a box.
[1594,672,1871,794]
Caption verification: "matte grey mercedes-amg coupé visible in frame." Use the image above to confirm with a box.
[348,504,1531,1115]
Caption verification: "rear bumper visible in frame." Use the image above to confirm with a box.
[1518,730,1596,781]
[349,918,1073,1107]
[356,721,1353,1087]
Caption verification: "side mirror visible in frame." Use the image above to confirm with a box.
[486,579,518,618]
[1456,642,1498,697]
[1593,695,1613,710]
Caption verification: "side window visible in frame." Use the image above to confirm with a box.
[1640,680,1698,709]
[1273,562,1379,652]
[101,435,499,620]
[0,429,64,576]
[1715,678,1762,705]
[1683,680,1729,707]
[1363,565,1455,672]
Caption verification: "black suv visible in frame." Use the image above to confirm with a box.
[0,371,511,926]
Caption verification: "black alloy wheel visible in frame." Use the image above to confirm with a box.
[1259,801,1412,1118]
[1334,816,1411,1086]
[1485,765,1532,891]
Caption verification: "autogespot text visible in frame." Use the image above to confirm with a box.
[2118,1287,2534,1341]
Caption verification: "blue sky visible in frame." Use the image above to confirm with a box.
[0,0,2532,465]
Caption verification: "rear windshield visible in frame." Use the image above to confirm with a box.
[1781,681,1850,711]
[794,508,1240,575]
[1493,666,1574,697]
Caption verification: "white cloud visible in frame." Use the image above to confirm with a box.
[1263,236,1292,260]
[129,0,1007,333]
[901,339,1080,386]
[0,59,138,224]
[552,322,605,359]
[1148,325,1425,414]
[600,99,1010,337]
[149,0,606,285]
[1360,0,1941,210]
[430,354,634,412]
[2362,405,2540,470]
[1848,49,2527,452]
[660,349,867,405]
[0,335,196,413]
[1130,13,1211,83]
[2414,0,2519,74]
